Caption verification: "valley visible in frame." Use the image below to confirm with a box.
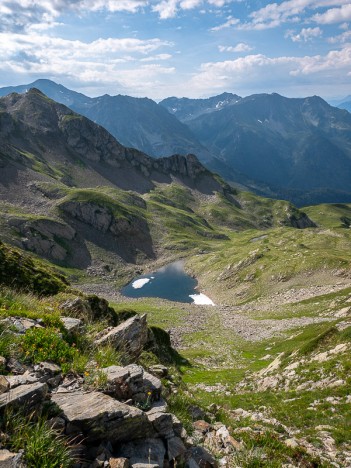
[0,87,350,467]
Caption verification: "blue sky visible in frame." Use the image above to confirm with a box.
[0,1,350,100]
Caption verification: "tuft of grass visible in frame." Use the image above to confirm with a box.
[2,410,75,468]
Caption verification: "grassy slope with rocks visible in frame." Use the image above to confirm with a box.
[1,90,351,466]
[77,203,351,467]
[0,244,196,467]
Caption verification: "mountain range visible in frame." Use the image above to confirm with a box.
[1,80,351,205]
[0,88,313,273]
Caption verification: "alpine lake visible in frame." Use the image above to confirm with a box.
[121,261,214,305]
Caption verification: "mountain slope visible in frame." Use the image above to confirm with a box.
[0,79,211,160]
[175,93,351,205]
[0,89,313,273]
[160,92,241,122]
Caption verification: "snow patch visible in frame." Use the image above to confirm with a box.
[189,293,215,305]
[132,278,150,289]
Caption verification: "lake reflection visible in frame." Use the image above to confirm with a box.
[121,261,214,305]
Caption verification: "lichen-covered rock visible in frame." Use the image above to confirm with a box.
[52,391,153,443]
[94,314,148,356]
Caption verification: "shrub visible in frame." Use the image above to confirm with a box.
[20,328,77,366]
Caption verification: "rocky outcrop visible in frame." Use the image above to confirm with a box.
[8,217,90,268]
[0,382,48,410]
[51,391,152,443]
[95,314,149,357]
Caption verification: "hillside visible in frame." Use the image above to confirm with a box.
[0,89,314,277]
[1,89,351,466]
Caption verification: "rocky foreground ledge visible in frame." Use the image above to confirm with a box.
[0,306,237,468]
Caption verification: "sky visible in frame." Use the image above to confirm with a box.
[0,0,350,100]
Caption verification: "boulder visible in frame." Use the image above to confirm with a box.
[52,391,153,443]
[0,382,48,410]
[102,364,144,400]
[60,297,92,319]
[94,314,148,356]
[189,447,217,468]
[167,436,187,460]
[61,317,82,334]
[117,438,166,467]
[147,411,174,438]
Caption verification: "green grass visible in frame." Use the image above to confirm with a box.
[0,241,68,295]
[2,410,75,468]
[304,203,351,229]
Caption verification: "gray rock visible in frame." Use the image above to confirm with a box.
[0,382,48,410]
[2,317,41,334]
[61,317,82,334]
[147,412,174,438]
[0,449,24,467]
[6,372,38,389]
[102,365,144,400]
[147,399,168,415]
[60,298,92,319]
[0,375,9,394]
[143,372,162,401]
[117,438,165,467]
[52,391,153,443]
[171,414,186,439]
[149,365,168,378]
[167,436,187,460]
[5,358,27,375]
[95,315,148,357]
[189,447,217,467]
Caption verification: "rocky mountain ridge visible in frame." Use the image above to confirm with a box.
[0,80,211,161]
[0,88,314,273]
[3,80,351,204]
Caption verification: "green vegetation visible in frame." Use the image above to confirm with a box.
[0,241,68,295]
[2,410,74,468]
[20,327,77,369]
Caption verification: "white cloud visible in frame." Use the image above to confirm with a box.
[237,0,351,30]
[328,29,351,42]
[286,26,322,42]
[0,0,148,32]
[152,0,233,19]
[219,43,253,52]
[0,32,175,96]
[189,45,351,96]
[140,53,172,61]
[312,4,351,24]
[211,16,240,31]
